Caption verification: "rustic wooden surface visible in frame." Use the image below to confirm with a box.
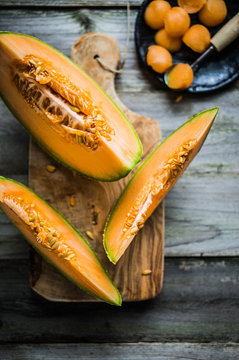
[1,258,239,343]
[0,1,238,358]
[0,7,238,257]
[1,343,239,360]
[29,32,164,302]
[0,1,143,7]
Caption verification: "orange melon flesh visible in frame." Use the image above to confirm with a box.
[0,177,121,305]
[0,32,142,181]
[104,108,218,263]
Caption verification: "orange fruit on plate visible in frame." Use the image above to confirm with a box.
[199,0,227,27]
[177,0,206,14]
[144,0,171,30]
[164,7,191,37]
[155,28,182,52]
[183,24,211,53]
[146,45,172,73]
[167,63,194,90]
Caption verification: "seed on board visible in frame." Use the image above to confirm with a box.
[86,230,94,240]
[70,195,75,207]
[46,165,56,173]
[175,95,183,103]
[141,269,152,276]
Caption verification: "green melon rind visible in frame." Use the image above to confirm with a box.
[0,176,122,305]
[103,107,219,264]
[0,31,142,182]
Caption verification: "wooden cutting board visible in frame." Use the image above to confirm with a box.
[28,33,164,302]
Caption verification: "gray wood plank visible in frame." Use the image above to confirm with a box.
[0,8,238,258]
[0,258,239,343]
[0,0,142,7]
[0,343,239,359]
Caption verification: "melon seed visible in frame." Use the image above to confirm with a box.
[70,106,80,113]
[122,140,197,233]
[70,195,75,207]
[141,269,152,276]
[14,55,116,151]
[2,193,79,266]
[175,95,183,103]
[46,165,56,173]
[86,231,94,240]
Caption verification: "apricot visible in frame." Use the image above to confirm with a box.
[177,0,206,14]
[155,28,182,52]
[144,0,171,30]
[146,45,172,74]
[164,7,191,38]
[199,0,227,27]
[167,63,193,90]
[183,24,211,53]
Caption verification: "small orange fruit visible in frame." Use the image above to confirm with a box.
[183,24,211,53]
[167,63,193,90]
[155,28,182,52]
[199,0,227,27]
[144,0,171,30]
[177,0,206,14]
[146,45,172,74]
[164,7,191,38]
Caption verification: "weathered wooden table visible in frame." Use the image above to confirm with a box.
[0,1,238,359]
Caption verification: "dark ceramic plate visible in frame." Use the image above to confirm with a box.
[135,0,239,93]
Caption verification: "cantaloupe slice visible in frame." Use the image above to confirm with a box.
[104,108,218,264]
[0,32,142,181]
[0,177,121,305]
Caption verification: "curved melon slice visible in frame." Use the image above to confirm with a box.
[0,32,142,181]
[0,177,121,305]
[104,108,218,263]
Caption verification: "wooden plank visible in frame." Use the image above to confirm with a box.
[0,343,239,359]
[0,0,142,7]
[0,8,238,259]
[0,258,239,343]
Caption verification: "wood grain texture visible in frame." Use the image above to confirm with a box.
[0,0,142,7]
[1,343,239,359]
[0,258,239,343]
[29,32,164,302]
[0,8,238,258]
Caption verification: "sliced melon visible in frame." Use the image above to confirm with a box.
[104,108,218,263]
[0,177,121,305]
[0,32,142,181]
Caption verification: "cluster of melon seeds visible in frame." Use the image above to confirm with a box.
[123,139,196,238]
[13,55,115,150]
[2,193,78,262]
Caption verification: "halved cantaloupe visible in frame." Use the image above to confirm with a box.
[104,108,218,263]
[0,32,142,181]
[0,177,121,305]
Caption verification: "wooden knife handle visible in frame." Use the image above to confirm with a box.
[211,13,239,52]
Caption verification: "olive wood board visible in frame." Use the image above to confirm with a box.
[28,32,164,302]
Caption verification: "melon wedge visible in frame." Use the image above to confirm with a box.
[104,108,218,263]
[0,32,142,181]
[0,177,121,305]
